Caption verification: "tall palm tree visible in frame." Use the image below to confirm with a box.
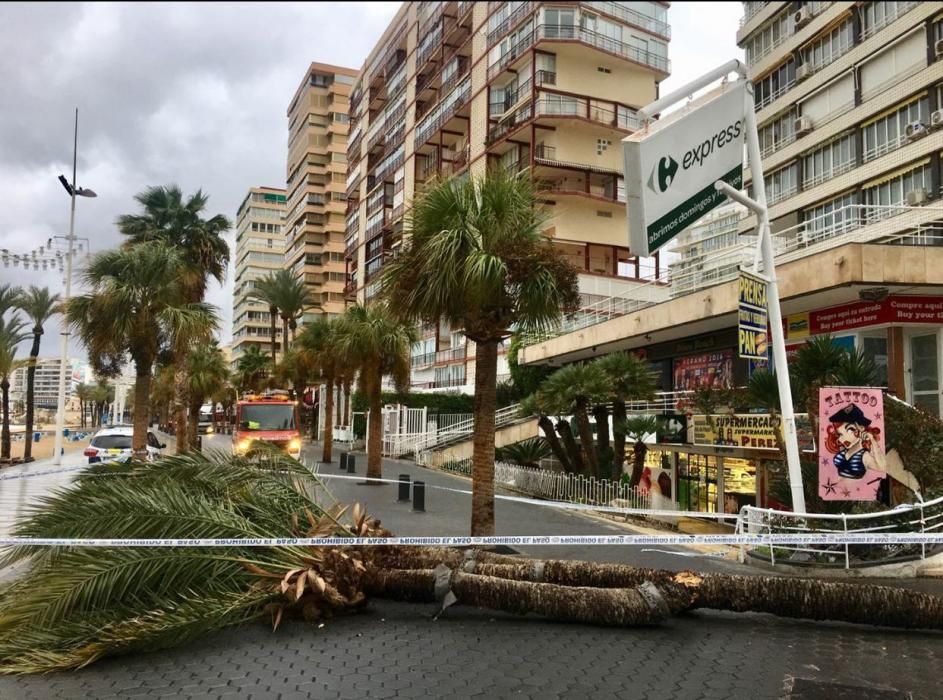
[296,318,344,462]
[117,185,231,452]
[274,269,316,345]
[14,287,61,462]
[235,345,270,394]
[594,353,656,481]
[0,315,29,461]
[187,343,229,444]
[73,382,89,429]
[250,273,283,369]
[333,304,416,479]
[382,170,580,535]
[68,243,218,457]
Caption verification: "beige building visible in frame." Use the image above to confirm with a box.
[286,63,358,324]
[345,1,672,391]
[231,187,287,369]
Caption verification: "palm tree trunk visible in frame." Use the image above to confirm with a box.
[612,400,627,481]
[282,316,290,358]
[629,440,648,487]
[132,363,152,458]
[471,339,498,536]
[592,404,610,476]
[269,305,278,370]
[343,381,351,425]
[575,398,598,478]
[0,378,10,461]
[366,372,383,480]
[538,415,571,472]
[555,418,584,473]
[335,379,343,426]
[23,332,41,462]
[173,362,189,453]
[322,380,334,463]
[188,399,200,451]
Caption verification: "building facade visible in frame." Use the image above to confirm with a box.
[285,63,358,326]
[10,358,85,411]
[231,187,287,368]
[344,0,672,391]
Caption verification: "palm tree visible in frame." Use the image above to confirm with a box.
[14,287,61,462]
[235,345,271,394]
[382,170,580,535]
[333,304,416,480]
[538,363,609,478]
[68,243,218,457]
[594,353,657,481]
[296,319,342,459]
[250,273,283,370]
[187,343,229,444]
[519,394,572,472]
[623,415,659,487]
[117,185,231,452]
[0,315,29,461]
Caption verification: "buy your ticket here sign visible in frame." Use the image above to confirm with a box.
[785,296,943,339]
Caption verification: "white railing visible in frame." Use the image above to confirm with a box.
[389,404,523,458]
[736,494,943,569]
[494,461,652,511]
[520,204,943,347]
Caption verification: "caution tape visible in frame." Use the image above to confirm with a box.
[0,533,940,548]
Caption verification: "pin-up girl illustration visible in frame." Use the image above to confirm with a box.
[824,403,886,479]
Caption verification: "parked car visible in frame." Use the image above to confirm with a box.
[83,426,166,463]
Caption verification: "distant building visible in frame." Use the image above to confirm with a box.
[10,357,83,410]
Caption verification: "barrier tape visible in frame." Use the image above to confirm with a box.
[0,533,940,548]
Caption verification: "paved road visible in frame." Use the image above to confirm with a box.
[0,436,939,698]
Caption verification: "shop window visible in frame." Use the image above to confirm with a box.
[862,335,889,387]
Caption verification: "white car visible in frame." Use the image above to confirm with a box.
[83,426,166,463]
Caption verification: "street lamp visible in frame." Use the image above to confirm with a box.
[53,108,97,466]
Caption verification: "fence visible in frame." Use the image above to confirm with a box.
[735,495,943,570]
[384,405,523,459]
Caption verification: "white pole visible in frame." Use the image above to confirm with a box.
[742,86,807,514]
[53,109,79,466]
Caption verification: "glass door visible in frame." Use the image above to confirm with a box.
[910,332,940,416]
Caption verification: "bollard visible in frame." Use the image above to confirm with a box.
[340,453,348,471]
[346,454,356,474]
[412,480,425,512]
[398,474,411,502]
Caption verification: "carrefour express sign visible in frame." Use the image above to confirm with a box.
[623,81,746,257]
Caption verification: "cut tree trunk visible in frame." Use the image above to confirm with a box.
[538,415,571,472]
[0,379,10,461]
[612,400,627,481]
[555,418,584,473]
[574,399,598,478]
[471,340,498,536]
[132,362,153,458]
[366,376,383,480]
[322,379,334,463]
[22,330,42,462]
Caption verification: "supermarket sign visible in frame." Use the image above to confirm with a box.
[784,296,943,339]
[691,414,816,452]
[623,81,746,257]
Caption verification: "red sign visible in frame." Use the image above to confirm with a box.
[785,296,943,339]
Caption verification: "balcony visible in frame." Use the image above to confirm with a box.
[535,70,556,86]
[416,19,444,70]
[534,94,640,131]
[487,1,534,47]
[415,77,471,148]
[536,24,670,74]
[486,102,532,145]
[582,1,671,39]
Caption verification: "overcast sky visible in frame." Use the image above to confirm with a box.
[0,1,742,362]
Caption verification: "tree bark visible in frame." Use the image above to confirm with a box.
[343,381,351,426]
[592,404,611,476]
[612,400,627,481]
[574,398,597,477]
[366,371,383,480]
[335,379,343,426]
[0,378,10,461]
[173,361,189,453]
[132,362,153,458]
[22,330,42,462]
[538,415,571,472]
[321,380,334,463]
[555,418,584,473]
[282,316,290,359]
[188,398,201,452]
[629,440,647,488]
[269,304,278,371]
[471,340,498,536]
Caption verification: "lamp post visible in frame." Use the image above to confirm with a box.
[53,108,97,465]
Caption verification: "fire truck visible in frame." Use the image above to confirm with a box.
[233,391,302,459]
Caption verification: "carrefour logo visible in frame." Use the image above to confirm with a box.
[646,119,744,196]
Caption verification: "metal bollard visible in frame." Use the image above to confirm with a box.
[398,474,411,502]
[412,480,425,512]
[340,453,348,471]
[346,454,356,474]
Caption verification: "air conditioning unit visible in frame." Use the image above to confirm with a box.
[935,38,943,59]
[794,116,813,136]
[930,110,943,129]
[794,7,812,29]
[796,63,813,82]
[905,122,929,141]
[906,187,928,207]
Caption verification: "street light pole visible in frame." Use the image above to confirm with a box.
[53,109,96,465]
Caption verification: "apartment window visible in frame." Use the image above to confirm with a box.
[803,191,858,238]
[799,72,854,127]
[802,132,855,189]
[861,1,919,40]
[764,162,799,205]
[540,93,581,115]
[801,18,853,72]
[310,73,332,88]
[859,29,927,99]
[862,160,931,220]
[332,152,347,163]
[758,108,797,157]
[754,59,796,110]
[542,8,576,38]
[332,112,350,123]
[745,9,792,65]
[861,94,929,162]
[334,74,356,85]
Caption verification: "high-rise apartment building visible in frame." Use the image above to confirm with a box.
[10,357,84,411]
[345,1,672,391]
[231,187,287,368]
[285,63,358,324]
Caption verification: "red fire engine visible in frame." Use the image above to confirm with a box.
[233,391,302,459]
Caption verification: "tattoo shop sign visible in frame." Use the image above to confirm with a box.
[818,387,886,501]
